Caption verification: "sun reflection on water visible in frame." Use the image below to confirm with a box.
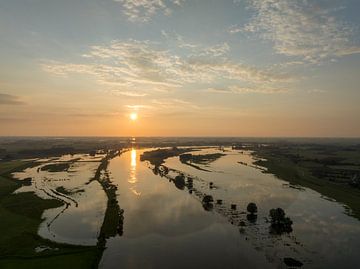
[131,148,137,168]
[128,149,140,196]
[130,187,141,196]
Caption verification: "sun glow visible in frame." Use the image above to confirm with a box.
[130,113,138,121]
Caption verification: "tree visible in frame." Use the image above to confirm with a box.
[269,208,293,234]
[269,208,285,223]
[247,203,258,214]
[202,195,214,211]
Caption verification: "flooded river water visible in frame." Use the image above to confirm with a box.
[100,148,360,268]
[12,147,360,268]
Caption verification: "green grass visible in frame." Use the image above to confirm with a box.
[0,161,102,269]
[180,153,225,165]
[1,191,63,221]
[0,161,32,175]
[55,186,72,195]
[255,154,360,220]
[140,147,194,166]
[93,151,123,245]
[179,153,225,171]
[0,251,99,269]
[40,163,71,172]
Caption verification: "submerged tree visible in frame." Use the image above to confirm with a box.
[174,174,186,190]
[246,202,258,223]
[269,208,293,234]
[247,203,258,214]
[202,195,214,211]
[202,195,214,204]
[186,177,193,190]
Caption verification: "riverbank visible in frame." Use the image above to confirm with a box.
[252,147,360,220]
[92,150,125,251]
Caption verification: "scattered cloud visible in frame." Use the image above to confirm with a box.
[205,86,288,94]
[110,90,148,97]
[204,88,233,94]
[161,31,230,57]
[161,30,198,49]
[42,39,292,96]
[201,43,230,57]
[114,0,186,22]
[151,98,200,109]
[68,112,121,118]
[234,0,360,63]
[307,88,327,94]
[228,24,242,34]
[0,93,24,105]
[125,104,153,111]
[123,98,200,115]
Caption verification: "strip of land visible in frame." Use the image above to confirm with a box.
[179,153,225,171]
[92,150,124,252]
[140,147,194,166]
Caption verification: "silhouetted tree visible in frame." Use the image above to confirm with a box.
[247,202,258,214]
[202,195,214,211]
[269,208,293,234]
[174,174,186,190]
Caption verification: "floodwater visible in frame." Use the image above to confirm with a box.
[13,154,107,245]
[12,148,360,268]
[100,148,360,269]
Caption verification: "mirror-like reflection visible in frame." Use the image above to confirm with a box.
[99,148,360,269]
[131,148,137,168]
[129,149,140,197]
[101,149,272,268]
[11,147,360,268]
[12,155,107,245]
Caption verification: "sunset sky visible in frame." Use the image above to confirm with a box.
[1,0,359,137]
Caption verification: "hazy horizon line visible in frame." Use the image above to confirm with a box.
[1,135,359,139]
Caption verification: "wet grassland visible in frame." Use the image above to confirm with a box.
[0,149,126,269]
[246,143,360,219]
[0,160,100,269]
[1,139,359,269]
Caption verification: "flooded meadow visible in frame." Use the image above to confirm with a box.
[11,147,360,268]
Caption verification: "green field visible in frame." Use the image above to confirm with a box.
[252,145,360,220]
[0,161,101,269]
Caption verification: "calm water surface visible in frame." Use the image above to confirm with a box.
[13,154,106,245]
[12,148,360,268]
[100,148,360,268]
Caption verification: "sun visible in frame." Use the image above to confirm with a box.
[130,112,138,121]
